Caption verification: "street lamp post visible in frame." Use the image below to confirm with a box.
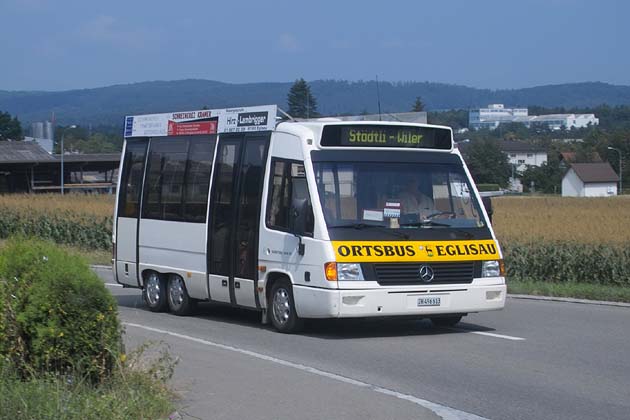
[607,146,622,195]
[60,125,76,195]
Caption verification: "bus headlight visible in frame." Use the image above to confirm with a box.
[482,260,504,277]
[337,263,365,281]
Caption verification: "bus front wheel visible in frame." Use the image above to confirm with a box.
[143,272,169,312]
[269,280,303,334]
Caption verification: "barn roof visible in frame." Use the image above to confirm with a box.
[569,163,619,183]
[0,141,55,164]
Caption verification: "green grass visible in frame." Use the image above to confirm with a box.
[0,343,177,420]
[508,279,630,303]
[0,370,174,420]
[0,239,111,266]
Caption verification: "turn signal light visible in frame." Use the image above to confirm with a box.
[499,260,506,277]
[324,262,338,281]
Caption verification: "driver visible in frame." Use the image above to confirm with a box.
[399,178,434,218]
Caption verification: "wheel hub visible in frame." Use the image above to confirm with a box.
[169,277,185,308]
[272,288,291,325]
[146,274,161,305]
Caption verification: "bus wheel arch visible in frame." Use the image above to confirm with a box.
[265,273,303,334]
[142,270,169,312]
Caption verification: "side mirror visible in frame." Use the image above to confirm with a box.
[481,196,493,224]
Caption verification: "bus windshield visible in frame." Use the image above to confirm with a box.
[313,162,486,230]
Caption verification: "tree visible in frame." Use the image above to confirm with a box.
[287,78,319,118]
[0,111,23,140]
[461,138,511,187]
[411,96,425,112]
[521,154,564,194]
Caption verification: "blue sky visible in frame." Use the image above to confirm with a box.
[1,0,628,91]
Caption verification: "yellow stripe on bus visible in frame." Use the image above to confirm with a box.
[332,240,500,263]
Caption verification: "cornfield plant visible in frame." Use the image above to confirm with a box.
[503,241,630,287]
[0,194,114,249]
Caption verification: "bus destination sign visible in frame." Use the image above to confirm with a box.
[320,125,452,150]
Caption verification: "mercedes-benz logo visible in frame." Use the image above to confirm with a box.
[419,265,434,283]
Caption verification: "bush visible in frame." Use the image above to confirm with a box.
[0,238,122,382]
[476,183,501,192]
[503,241,630,286]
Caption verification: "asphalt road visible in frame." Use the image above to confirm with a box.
[95,268,630,420]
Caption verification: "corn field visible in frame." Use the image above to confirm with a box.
[0,194,628,285]
[0,194,113,249]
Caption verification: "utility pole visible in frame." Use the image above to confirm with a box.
[60,125,76,195]
[608,146,623,194]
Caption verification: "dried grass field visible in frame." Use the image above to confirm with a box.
[492,195,630,245]
[0,193,115,219]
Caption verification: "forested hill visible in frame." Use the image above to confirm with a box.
[2,79,630,126]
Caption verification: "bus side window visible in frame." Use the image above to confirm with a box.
[117,140,147,218]
[266,160,313,235]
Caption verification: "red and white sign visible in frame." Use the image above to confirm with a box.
[167,120,217,136]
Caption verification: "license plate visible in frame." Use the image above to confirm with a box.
[417,296,441,307]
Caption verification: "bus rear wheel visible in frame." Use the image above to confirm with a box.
[269,280,303,334]
[430,315,463,327]
[143,272,168,312]
[167,274,196,316]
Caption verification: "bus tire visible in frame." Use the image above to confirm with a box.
[143,271,169,312]
[430,315,463,327]
[269,279,303,334]
[167,274,196,316]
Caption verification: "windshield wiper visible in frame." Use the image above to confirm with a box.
[399,220,474,239]
[329,223,409,239]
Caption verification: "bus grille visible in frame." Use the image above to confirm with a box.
[369,262,475,285]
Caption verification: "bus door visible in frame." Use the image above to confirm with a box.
[207,133,269,308]
[115,139,148,287]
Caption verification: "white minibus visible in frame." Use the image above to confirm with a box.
[113,105,506,333]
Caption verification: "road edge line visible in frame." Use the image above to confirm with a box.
[508,294,630,308]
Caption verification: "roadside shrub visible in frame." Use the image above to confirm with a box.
[476,183,501,192]
[0,238,122,382]
[503,241,630,286]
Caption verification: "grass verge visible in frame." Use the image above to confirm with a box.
[508,279,630,303]
[0,343,177,420]
[0,239,111,266]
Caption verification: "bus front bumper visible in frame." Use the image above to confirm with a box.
[293,279,506,319]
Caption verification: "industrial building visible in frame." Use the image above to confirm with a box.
[469,104,599,131]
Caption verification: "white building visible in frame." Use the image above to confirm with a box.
[561,163,619,197]
[469,104,599,131]
[499,140,547,172]
[469,104,528,130]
